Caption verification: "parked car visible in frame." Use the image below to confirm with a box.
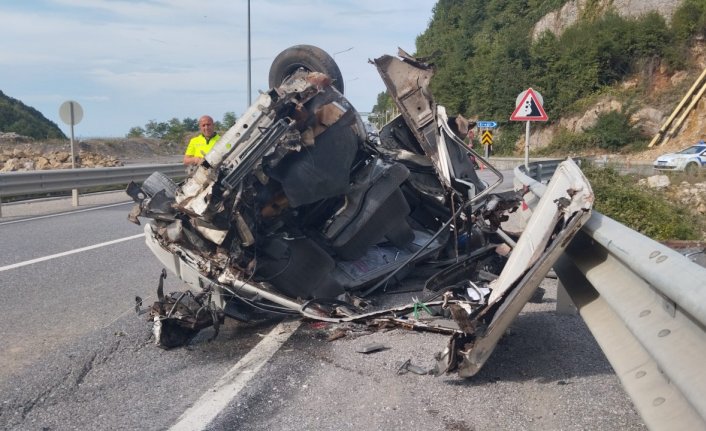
[126,45,593,377]
[654,141,706,174]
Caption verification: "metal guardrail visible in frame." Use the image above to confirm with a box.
[0,163,185,216]
[0,163,185,197]
[515,159,706,431]
[522,159,563,183]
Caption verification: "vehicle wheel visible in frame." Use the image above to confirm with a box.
[685,162,698,176]
[268,45,344,94]
[141,171,178,199]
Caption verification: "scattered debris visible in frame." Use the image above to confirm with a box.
[356,343,388,354]
[397,359,430,376]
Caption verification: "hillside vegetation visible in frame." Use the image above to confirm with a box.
[0,91,65,140]
[404,0,706,241]
[411,0,706,155]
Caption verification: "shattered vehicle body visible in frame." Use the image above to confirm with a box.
[126,45,594,377]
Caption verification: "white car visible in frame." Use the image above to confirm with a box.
[654,142,706,174]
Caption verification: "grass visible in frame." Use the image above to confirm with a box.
[582,163,705,241]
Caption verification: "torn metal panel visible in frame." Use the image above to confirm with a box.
[441,159,593,377]
[372,51,441,184]
[487,159,593,304]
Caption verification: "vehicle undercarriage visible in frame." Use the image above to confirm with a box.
[126,45,593,377]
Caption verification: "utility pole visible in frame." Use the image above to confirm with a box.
[247,0,252,105]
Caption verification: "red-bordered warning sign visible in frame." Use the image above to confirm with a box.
[510,88,548,121]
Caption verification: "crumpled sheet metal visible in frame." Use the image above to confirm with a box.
[438,158,593,377]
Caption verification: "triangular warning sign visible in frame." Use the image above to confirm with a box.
[510,88,548,121]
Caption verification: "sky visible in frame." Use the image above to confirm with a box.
[0,0,435,138]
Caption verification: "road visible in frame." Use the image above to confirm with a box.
[0,190,646,430]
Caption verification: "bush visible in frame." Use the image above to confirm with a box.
[584,110,646,151]
[672,0,706,43]
[537,128,595,155]
[582,164,701,240]
[490,125,522,156]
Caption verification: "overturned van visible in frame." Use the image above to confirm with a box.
[126,45,593,377]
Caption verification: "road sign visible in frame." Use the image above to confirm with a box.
[59,100,83,126]
[510,88,548,121]
[477,121,497,128]
[481,130,493,146]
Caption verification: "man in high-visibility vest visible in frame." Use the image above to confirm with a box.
[183,115,220,165]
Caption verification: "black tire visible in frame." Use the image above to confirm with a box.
[141,171,178,199]
[685,162,698,176]
[268,45,344,94]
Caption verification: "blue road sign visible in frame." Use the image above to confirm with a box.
[477,121,497,128]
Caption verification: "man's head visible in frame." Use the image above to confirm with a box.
[199,115,215,139]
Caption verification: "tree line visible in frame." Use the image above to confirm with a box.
[126,112,237,143]
[0,90,66,140]
[370,0,706,154]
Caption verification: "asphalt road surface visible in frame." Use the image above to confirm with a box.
[0,190,646,430]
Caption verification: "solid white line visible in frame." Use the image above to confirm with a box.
[0,233,145,272]
[0,201,132,226]
[169,319,302,431]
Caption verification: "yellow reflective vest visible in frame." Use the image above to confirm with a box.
[184,134,220,159]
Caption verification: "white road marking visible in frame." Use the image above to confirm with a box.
[0,201,132,226]
[170,319,302,431]
[0,233,145,272]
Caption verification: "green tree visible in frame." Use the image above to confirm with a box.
[415,0,687,141]
[182,117,198,132]
[370,91,396,129]
[126,126,145,138]
[222,112,237,130]
[672,0,706,43]
[163,117,186,143]
[144,120,169,139]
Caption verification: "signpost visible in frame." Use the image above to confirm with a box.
[477,121,497,129]
[59,100,83,206]
[510,88,548,169]
[481,130,493,149]
[476,120,498,157]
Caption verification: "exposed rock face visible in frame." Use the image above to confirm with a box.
[533,0,683,40]
[0,147,122,172]
[525,96,624,151]
[639,174,671,189]
[0,133,182,171]
[640,175,706,216]
[671,181,706,215]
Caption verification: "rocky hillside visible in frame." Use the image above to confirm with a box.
[525,0,706,163]
[532,42,706,164]
[0,133,182,172]
[532,0,683,40]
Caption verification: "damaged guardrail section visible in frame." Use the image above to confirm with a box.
[515,160,706,431]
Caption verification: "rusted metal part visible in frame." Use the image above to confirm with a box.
[148,270,224,349]
[372,51,440,184]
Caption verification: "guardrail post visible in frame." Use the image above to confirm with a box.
[72,189,79,207]
[556,279,576,315]
[0,195,3,218]
[537,163,544,182]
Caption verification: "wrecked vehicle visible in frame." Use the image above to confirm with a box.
[126,45,593,377]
